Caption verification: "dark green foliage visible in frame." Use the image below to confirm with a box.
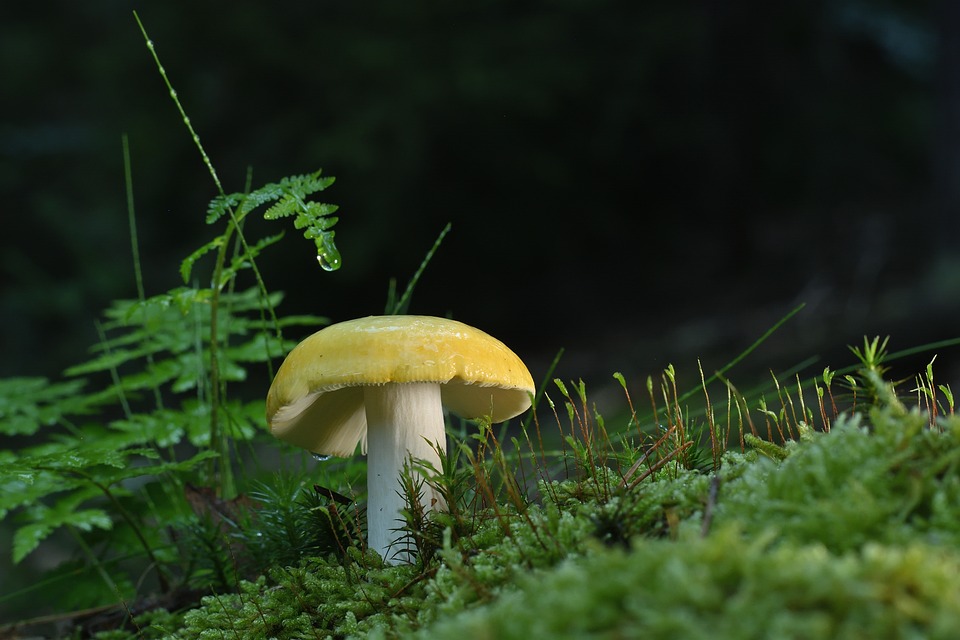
[0,377,88,437]
[65,287,311,400]
[3,447,216,564]
[0,283,325,568]
[241,474,366,569]
[162,469,367,596]
[1,165,336,623]
[0,21,350,617]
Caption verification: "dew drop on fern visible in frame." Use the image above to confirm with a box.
[314,232,341,271]
[317,248,341,272]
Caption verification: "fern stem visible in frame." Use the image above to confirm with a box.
[122,134,165,412]
[65,468,173,593]
[134,12,224,196]
[231,169,285,376]
[122,135,146,302]
[134,12,227,485]
[95,320,133,420]
[134,12,263,495]
[39,465,173,594]
[208,225,232,495]
[66,524,120,594]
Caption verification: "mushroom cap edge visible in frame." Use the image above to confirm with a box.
[265,315,535,455]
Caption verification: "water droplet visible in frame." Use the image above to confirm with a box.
[312,454,332,463]
[317,251,341,272]
[316,234,341,271]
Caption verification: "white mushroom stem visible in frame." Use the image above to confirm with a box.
[364,382,447,564]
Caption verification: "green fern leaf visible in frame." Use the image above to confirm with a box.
[220,287,283,313]
[0,465,84,519]
[262,196,299,220]
[181,235,226,283]
[109,409,189,448]
[203,169,344,271]
[287,171,335,195]
[250,170,342,269]
[0,377,88,437]
[238,184,284,216]
[274,171,332,198]
[64,346,152,377]
[269,314,329,329]
[112,359,181,394]
[180,398,213,446]
[205,170,333,226]
[217,232,285,288]
[125,287,214,318]
[94,449,218,485]
[16,446,152,473]
[14,506,112,563]
[205,193,242,224]
[225,332,289,363]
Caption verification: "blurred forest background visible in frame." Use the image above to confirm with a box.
[3,0,959,404]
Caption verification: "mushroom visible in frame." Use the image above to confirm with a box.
[265,315,535,564]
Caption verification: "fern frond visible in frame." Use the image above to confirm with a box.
[253,170,342,269]
[296,204,339,235]
[205,193,242,224]
[0,463,83,521]
[238,183,285,215]
[64,346,155,378]
[181,235,226,283]
[0,377,88,437]
[258,314,329,329]
[94,450,218,486]
[124,287,215,318]
[217,232,285,289]
[262,197,299,220]
[209,170,334,223]
[14,504,112,563]
[277,171,336,198]
[200,170,342,279]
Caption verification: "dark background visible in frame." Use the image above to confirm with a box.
[3,1,960,405]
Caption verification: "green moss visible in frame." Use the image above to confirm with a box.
[101,388,960,639]
[410,528,960,640]
[164,548,432,638]
[711,410,960,551]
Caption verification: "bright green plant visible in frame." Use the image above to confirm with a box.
[0,12,348,625]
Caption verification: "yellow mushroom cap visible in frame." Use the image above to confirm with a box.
[266,315,535,456]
